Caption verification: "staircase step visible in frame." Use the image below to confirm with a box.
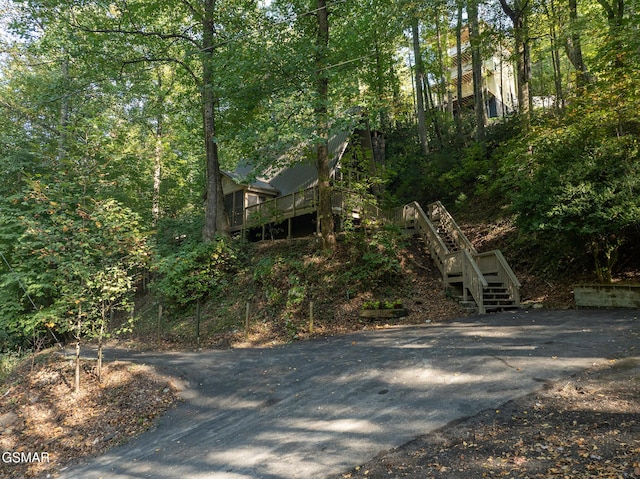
[484,299,518,306]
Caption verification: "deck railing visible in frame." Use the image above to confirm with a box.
[238,190,519,313]
[239,184,383,235]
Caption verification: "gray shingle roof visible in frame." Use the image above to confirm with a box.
[225,129,352,196]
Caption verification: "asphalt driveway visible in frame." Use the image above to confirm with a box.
[60,309,640,479]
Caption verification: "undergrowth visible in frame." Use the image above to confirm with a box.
[138,226,411,346]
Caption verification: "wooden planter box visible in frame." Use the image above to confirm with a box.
[359,308,408,319]
[574,283,640,308]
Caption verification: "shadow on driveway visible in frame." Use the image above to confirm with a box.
[60,309,640,479]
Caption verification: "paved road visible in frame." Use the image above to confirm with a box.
[60,309,640,479]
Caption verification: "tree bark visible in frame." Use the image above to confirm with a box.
[411,19,429,155]
[153,114,163,226]
[498,0,532,127]
[315,0,336,252]
[455,0,464,144]
[469,0,486,142]
[57,54,70,163]
[202,0,229,242]
[74,303,82,394]
[565,0,590,89]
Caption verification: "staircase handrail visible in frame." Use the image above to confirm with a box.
[459,249,488,314]
[400,202,450,278]
[427,201,477,255]
[475,249,521,306]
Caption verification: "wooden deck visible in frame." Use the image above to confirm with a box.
[230,184,382,237]
[231,189,520,313]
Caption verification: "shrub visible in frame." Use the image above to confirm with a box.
[342,224,405,290]
[152,239,238,310]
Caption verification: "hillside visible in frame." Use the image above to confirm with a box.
[131,219,576,350]
[133,232,469,350]
[0,220,630,478]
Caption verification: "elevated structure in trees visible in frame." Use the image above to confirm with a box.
[222,126,383,239]
[433,26,517,119]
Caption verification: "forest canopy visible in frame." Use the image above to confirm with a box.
[1,0,639,350]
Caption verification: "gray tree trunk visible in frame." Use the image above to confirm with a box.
[316,0,336,251]
[412,19,429,155]
[202,0,229,242]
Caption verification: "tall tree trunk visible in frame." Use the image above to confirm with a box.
[411,18,429,155]
[455,0,464,144]
[595,0,625,68]
[469,0,486,142]
[57,54,70,162]
[547,0,565,111]
[315,0,336,251]
[153,117,162,227]
[435,12,451,116]
[565,0,590,89]
[373,36,389,129]
[202,0,229,242]
[498,0,532,127]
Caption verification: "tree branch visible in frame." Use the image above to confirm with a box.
[119,57,201,86]
[75,24,201,49]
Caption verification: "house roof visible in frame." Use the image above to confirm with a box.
[225,129,352,196]
[222,165,279,195]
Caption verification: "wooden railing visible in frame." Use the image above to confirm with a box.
[239,189,519,313]
[475,249,521,306]
[396,202,449,279]
[244,185,318,229]
[240,184,383,234]
[395,200,519,313]
[427,201,477,254]
[461,249,489,313]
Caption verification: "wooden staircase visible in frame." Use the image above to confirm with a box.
[394,201,520,313]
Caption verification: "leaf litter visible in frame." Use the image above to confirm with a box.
[0,354,180,478]
[334,357,640,479]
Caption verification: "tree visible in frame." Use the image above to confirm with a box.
[314,0,337,251]
[468,0,487,141]
[507,105,640,282]
[565,0,591,88]
[498,0,533,125]
[26,0,243,241]
[412,16,430,155]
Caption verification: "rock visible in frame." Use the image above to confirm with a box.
[0,411,19,428]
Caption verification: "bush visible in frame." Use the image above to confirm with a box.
[504,110,640,282]
[152,239,238,310]
[342,224,405,289]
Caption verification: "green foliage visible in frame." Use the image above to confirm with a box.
[0,351,23,382]
[155,214,205,256]
[152,239,238,310]
[342,224,405,289]
[503,101,640,281]
[362,299,402,310]
[0,176,151,349]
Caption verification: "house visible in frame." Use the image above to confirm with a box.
[433,26,517,118]
[222,126,383,239]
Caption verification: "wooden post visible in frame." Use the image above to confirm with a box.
[157,303,163,344]
[196,302,201,345]
[309,301,314,334]
[245,302,250,341]
[288,217,292,239]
